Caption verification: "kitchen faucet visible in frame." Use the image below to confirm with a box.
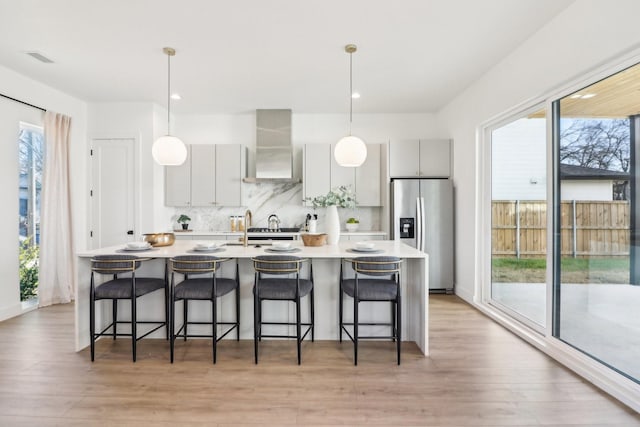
[243,209,252,247]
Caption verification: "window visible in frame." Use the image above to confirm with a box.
[19,122,43,302]
[490,106,547,330]
[553,62,639,384]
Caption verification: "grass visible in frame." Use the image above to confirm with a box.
[491,257,630,284]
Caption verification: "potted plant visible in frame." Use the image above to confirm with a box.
[177,214,191,230]
[345,217,359,232]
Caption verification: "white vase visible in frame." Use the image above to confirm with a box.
[325,205,340,245]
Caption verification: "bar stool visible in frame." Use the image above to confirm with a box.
[339,256,402,365]
[252,255,314,364]
[90,254,168,362]
[169,255,239,363]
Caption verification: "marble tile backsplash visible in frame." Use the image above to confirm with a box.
[169,182,381,232]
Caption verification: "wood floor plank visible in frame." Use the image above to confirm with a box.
[0,295,637,425]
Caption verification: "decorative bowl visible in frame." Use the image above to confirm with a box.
[300,233,327,247]
[142,232,176,247]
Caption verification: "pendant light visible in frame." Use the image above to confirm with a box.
[334,44,367,167]
[152,47,187,166]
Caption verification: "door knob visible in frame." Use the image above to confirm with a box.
[127,230,134,235]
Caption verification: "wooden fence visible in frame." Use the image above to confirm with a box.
[492,200,630,258]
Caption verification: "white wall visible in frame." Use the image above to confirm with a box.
[437,0,640,303]
[177,112,439,180]
[561,180,613,201]
[0,64,87,320]
[491,117,546,200]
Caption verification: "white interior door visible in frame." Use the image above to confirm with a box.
[91,138,135,249]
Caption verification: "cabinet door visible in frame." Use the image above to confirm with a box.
[190,145,216,206]
[303,144,331,207]
[165,147,191,207]
[330,143,356,191]
[215,144,243,206]
[419,139,451,177]
[355,143,381,206]
[389,140,420,177]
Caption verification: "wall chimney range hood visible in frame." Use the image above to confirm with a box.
[243,109,301,183]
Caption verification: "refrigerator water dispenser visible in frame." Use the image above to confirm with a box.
[399,218,414,238]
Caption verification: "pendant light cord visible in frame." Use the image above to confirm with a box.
[167,52,171,135]
[349,51,353,136]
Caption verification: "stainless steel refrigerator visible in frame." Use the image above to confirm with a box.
[390,178,454,292]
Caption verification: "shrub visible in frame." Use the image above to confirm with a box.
[19,238,39,301]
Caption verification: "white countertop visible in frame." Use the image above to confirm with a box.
[172,230,387,237]
[77,239,424,259]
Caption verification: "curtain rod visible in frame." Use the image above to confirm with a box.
[0,93,46,112]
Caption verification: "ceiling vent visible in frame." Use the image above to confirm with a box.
[25,51,54,63]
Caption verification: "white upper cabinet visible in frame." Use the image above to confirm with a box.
[304,143,381,207]
[165,148,192,207]
[355,143,381,206]
[165,144,246,207]
[389,139,451,178]
[303,144,331,207]
[190,145,216,206]
[215,144,244,206]
[330,143,356,190]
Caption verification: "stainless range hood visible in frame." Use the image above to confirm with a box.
[243,109,301,183]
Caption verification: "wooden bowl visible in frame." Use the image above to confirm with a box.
[300,233,327,247]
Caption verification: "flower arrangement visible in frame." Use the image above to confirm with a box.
[304,185,357,209]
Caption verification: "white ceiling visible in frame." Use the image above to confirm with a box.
[0,0,573,114]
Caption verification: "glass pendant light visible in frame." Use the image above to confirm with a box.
[152,47,187,166]
[334,44,367,167]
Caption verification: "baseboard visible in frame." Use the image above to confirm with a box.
[0,303,23,322]
[453,285,474,304]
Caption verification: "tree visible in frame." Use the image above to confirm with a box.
[560,118,630,172]
[560,118,630,200]
[19,126,44,243]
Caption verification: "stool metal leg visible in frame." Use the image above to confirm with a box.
[132,294,137,363]
[296,297,302,365]
[112,299,117,340]
[310,287,315,342]
[397,292,402,365]
[353,295,359,366]
[254,291,259,364]
[90,279,95,362]
[212,297,218,364]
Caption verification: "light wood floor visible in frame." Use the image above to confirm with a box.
[0,295,638,426]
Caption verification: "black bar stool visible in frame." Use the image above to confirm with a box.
[169,255,239,363]
[90,255,168,362]
[339,256,402,365]
[252,255,314,364]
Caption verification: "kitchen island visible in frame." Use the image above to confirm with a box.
[75,240,429,355]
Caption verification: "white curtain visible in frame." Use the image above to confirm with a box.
[39,111,75,307]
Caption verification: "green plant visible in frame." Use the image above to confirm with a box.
[177,214,191,224]
[346,217,359,224]
[19,238,39,301]
[304,186,356,209]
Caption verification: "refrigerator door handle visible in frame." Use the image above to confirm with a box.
[419,197,426,252]
[416,196,422,251]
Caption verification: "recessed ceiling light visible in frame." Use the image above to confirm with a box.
[351,92,361,99]
[171,93,181,100]
[569,93,596,100]
[24,51,54,63]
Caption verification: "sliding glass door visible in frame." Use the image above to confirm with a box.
[554,62,639,383]
[490,107,547,330]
